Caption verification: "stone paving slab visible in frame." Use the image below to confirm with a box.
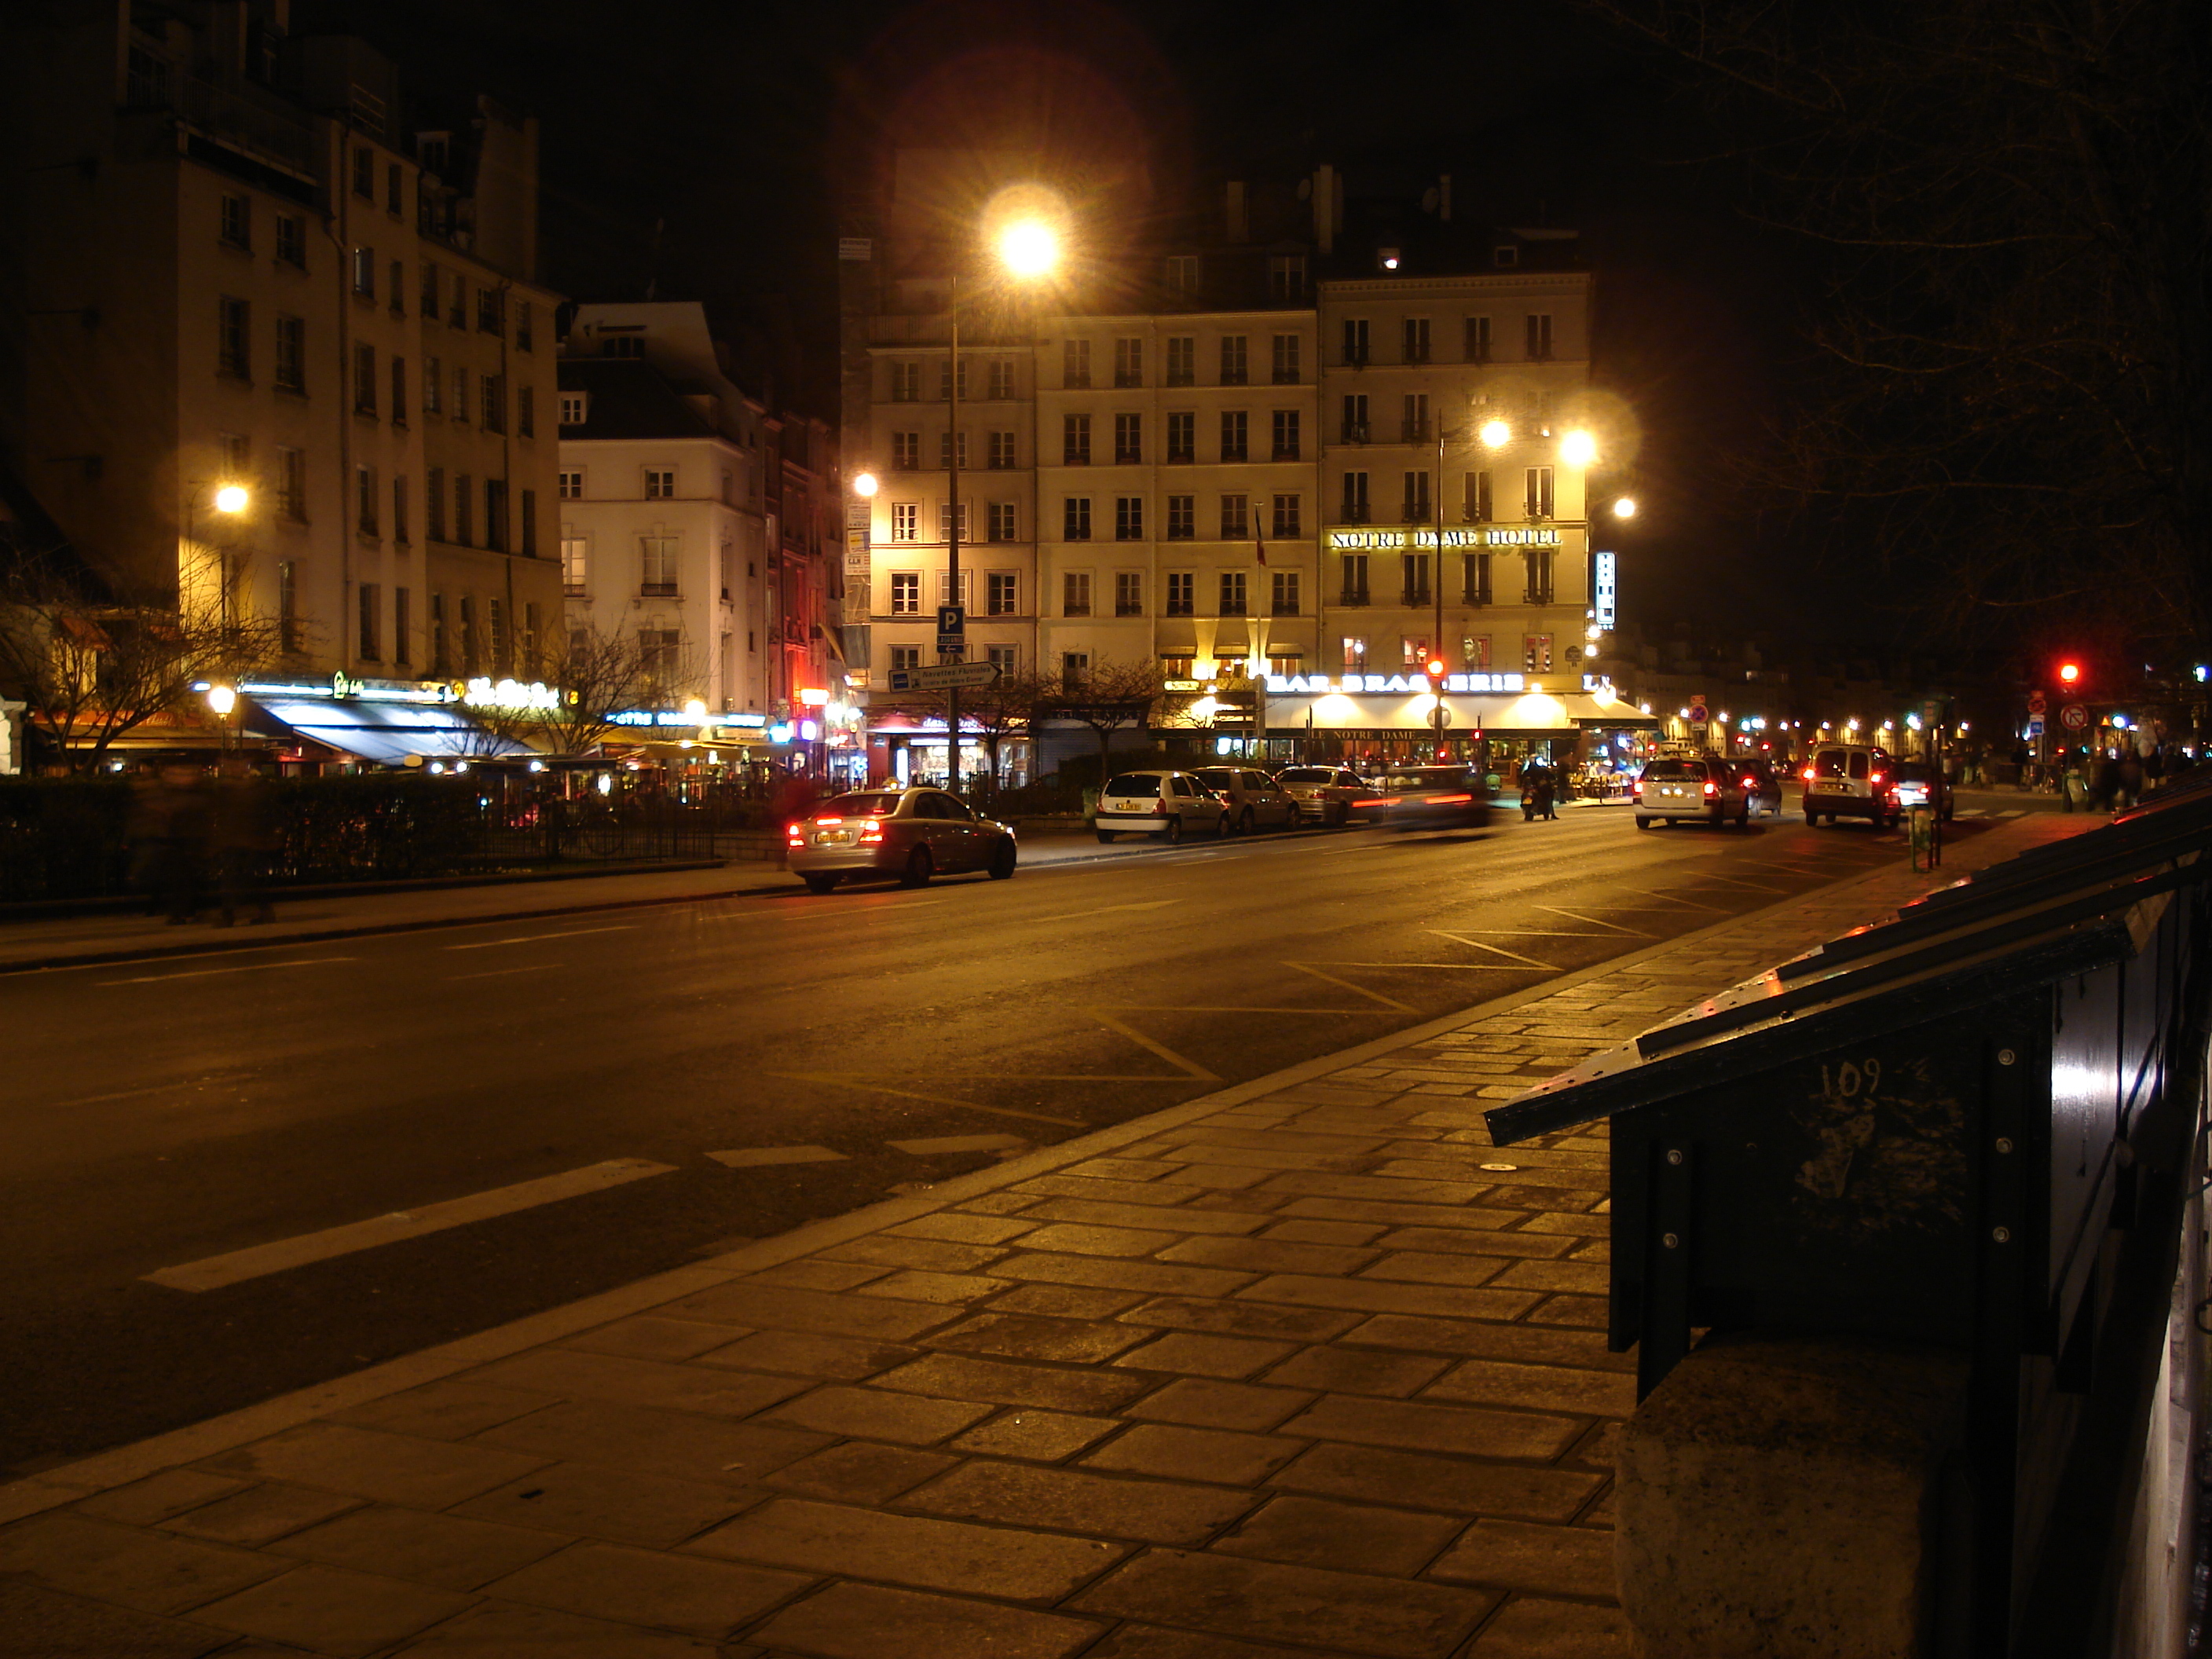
[0,814,2082,1656]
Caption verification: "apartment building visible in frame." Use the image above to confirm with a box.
[0,1,561,696]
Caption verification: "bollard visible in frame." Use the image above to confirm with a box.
[1907,804,1933,870]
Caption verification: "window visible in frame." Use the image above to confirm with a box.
[358,583,381,660]
[478,287,503,335]
[890,645,921,673]
[447,277,466,328]
[1219,335,1247,386]
[1464,551,1493,606]
[641,534,679,594]
[452,365,468,420]
[390,357,408,424]
[519,488,537,557]
[892,431,920,470]
[555,470,581,501]
[516,302,534,352]
[936,501,970,542]
[1063,413,1092,464]
[986,358,1013,399]
[1524,633,1554,672]
[351,247,374,298]
[485,479,508,551]
[519,601,537,671]
[276,214,305,267]
[1115,572,1144,616]
[273,314,304,392]
[987,644,1017,676]
[1271,570,1301,616]
[987,572,1018,616]
[1401,470,1430,523]
[1466,634,1493,669]
[355,464,377,535]
[1401,392,1429,444]
[1114,413,1142,464]
[1115,496,1144,540]
[558,391,586,427]
[562,531,588,594]
[1159,654,1194,680]
[427,468,445,540]
[352,147,374,198]
[1271,493,1302,537]
[1220,411,1248,462]
[1340,393,1369,444]
[1063,570,1093,616]
[460,596,478,672]
[889,361,920,401]
[1272,409,1301,461]
[276,562,300,652]
[1401,551,1432,606]
[1219,571,1247,615]
[1219,493,1250,539]
[388,259,405,314]
[428,595,450,675]
[1166,411,1195,463]
[1060,651,1090,693]
[1464,315,1492,362]
[890,571,921,613]
[219,193,251,249]
[1342,636,1368,672]
[454,474,473,545]
[1341,317,1369,366]
[1159,336,1196,389]
[1166,495,1195,539]
[1525,465,1555,518]
[394,588,413,666]
[646,468,675,500]
[938,430,967,470]
[1166,572,1195,616]
[518,386,534,438]
[1113,337,1143,387]
[218,297,250,378]
[352,342,376,415]
[892,502,919,541]
[1063,339,1090,389]
[1465,470,1493,523]
[987,430,1016,469]
[987,501,1016,542]
[1272,333,1301,384]
[1268,253,1306,299]
[639,628,679,687]
[1166,254,1199,292]
[1341,554,1370,606]
[394,474,409,543]
[939,357,967,401]
[277,447,307,522]
[421,262,440,316]
[1526,313,1554,360]
[1340,471,1370,523]
[480,374,504,433]
[936,569,973,606]
[1403,317,1430,363]
[1523,548,1555,604]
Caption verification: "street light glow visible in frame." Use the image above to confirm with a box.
[997,218,1060,280]
[683,698,709,723]
[1479,419,1511,449]
[205,684,236,716]
[1560,430,1597,467]
[851,472,879,498]
[1612,496,1637,518]
[214,484,248,514]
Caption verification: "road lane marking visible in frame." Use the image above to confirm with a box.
[1086,1009,1222,1081]
[1282,961,1417,1013]
[141,1158,676,1292]
[889,1133,1029,1155]
[767,1074,1086,1126]
[46,1073,258,1110]
[99,957,356,987]
[446,964,559,982]
[442,925,637,951]
[706,1145,847,1168]
[1533,906,1654,938]
[1028,899,1180,925]
[1097,1005,1377,1015]
[1428,932,1558,969]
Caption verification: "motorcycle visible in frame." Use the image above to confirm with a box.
[1520,771,1558,822]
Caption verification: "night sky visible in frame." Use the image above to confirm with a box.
[322,0,1821,650]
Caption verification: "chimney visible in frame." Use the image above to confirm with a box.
[1439,174,1452,222]
[1315,163,1335,255]
[1225,181,1247,243]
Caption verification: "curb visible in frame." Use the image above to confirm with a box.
[0,835,1953,1522]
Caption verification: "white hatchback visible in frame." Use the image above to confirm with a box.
[1095,771,1232,844]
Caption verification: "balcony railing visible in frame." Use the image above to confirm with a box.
[639,582,678,597]
[1401,587,1432,608]
[1339,585,1370,606]
[1340,423,1369,445]
[1272,445,1301,462]
[1401,419,1430,443]
[1339,503,1372,524]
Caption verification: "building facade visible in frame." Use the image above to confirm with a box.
[0,1,562,701]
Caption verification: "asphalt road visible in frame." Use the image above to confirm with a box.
[0,803,1993,1470]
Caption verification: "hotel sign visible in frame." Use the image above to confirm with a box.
[1325,527,1562,552]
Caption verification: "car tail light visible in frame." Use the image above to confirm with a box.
[785,825,805,847]
[1870,771,1885,786]
[1801,766,1817,782]
[1351,798,1390,809]
[1426,793,1473,804]
[859,822,884,844]
[1703,780,1717,797]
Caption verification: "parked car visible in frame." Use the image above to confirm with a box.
[1800,743,1900,828]
[1635,756,1752,830]
[1273,765,1366,826]
[1191,766,1297,834]
[1094,771,1232,843]
[1352,766,1492,831]
[787,788,1017,892]
[1889,760,1954,822]
[1734,759,1785,818]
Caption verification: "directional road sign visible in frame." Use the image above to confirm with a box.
[2060,703,2090,731]
[888,661,1002,693]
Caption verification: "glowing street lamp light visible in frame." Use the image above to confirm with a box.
[995,218,1060,280]
[1559,430,1597,467]
[204,684,236,716]
[213,483,249,515]
[851,472,879,498]
[1612,496,1638,518]
[1478,419,1511,449]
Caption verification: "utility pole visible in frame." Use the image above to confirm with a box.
[1434,412,1448,760]
[943,273,964,793]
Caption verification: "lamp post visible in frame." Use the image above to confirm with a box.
[183,480,250,632]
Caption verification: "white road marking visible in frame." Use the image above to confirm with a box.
[99,957,356,987]
[142,1158,676,1292]
[446,964,560,982]
[888,1133,1029,1155]
[705,1145,848,1168]
[442,925,637,952]
[1028,899,1181,925]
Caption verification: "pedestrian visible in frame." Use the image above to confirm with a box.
[210,756,276,925]
[150,764,211,924]
[124,771,168,917]
[2093,750,2122,813]
[2117,747,2144,811]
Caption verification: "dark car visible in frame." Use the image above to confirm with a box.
[1734,759,1785,818]
[1352,766,1492,831]
[787,788,1018,892]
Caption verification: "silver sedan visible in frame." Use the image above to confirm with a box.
[786,788,1018,893]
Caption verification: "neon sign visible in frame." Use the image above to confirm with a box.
[1267,672,1527,696]
[1325,527,1562,552]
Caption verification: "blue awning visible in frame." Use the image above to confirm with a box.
[253,698,531,765]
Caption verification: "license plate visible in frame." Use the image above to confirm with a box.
[816,830,851,844]
[1115,801,1144,812]
[1815,782,1845,793]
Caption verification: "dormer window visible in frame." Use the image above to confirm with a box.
[559,392,588,425]
[1493,244,1519,268]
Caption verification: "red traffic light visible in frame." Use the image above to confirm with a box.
[2057,661,2082,687]
[1425,658,1445,678]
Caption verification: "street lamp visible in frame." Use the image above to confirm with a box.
[184,480,251,632]
[1612,496,1637,518]
[1560,430,1598,468]
[1478,419,1511,449]
[851,472,879,499]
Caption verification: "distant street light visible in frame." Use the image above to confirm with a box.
[1612,496,1638,518]
[214,483,249,515]
[851,472,879,498]
[1479,419,1511,449]
[1560,430,1598,467]
[204,684,236,716]
[996,218,1060,280]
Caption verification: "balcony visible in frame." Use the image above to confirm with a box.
[1401,587,1432,608]
[1339,503,1372,525]
[639,582,678,598]
[1401,419,1430,444]
[1340,423,1369,445]
[1399,504,1431,524]
[1273,367,1301,386]
[1272,445,1302,463]
[1339,585,1371,607]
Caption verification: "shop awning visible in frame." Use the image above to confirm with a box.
[1260,687,1661,737]
[251,698,529,765]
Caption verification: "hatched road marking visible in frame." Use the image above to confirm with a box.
[142,1158,676,1291]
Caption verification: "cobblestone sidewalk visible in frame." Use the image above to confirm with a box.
[0,816,2083,1659]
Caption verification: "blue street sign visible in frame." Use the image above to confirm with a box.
[936,604,965,638]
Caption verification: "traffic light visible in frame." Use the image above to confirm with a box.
[2057,661,2082,689]
[1424,655,1446,685]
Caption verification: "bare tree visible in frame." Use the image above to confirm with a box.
[467,623,673,755]
[962,666,1051,795]
[1043,657,1163,778]
[1584,0,2212,662]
